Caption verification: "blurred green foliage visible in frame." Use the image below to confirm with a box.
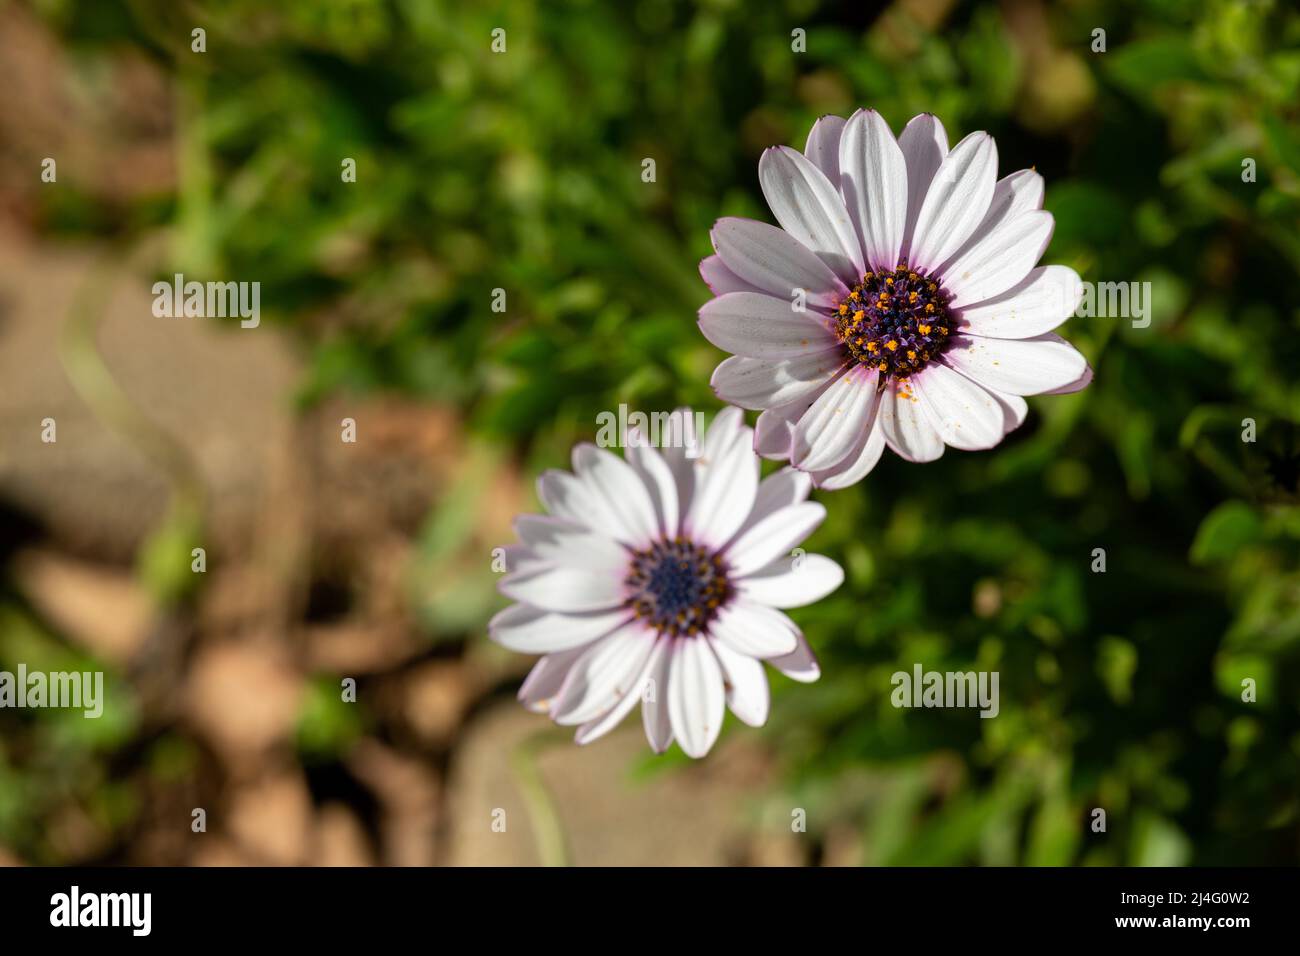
[0,605,140,860]
[18,0,1300,864]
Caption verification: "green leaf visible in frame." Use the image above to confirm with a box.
[1190,501,1263,564]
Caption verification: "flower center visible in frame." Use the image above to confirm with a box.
[625,538,730,638]
[833,261,953,384]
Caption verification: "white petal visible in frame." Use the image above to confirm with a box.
[685,412,760,547]
[839,109,907,271]
[518,645,587,712]
[810,415,887,489]
[667,637,726,758]
[791,364,882,472]
[907,131,998,271]
[957,265,1083,339]
[513,514,628,571]
[754,405,796,460]
[710,350,844,411]
[768,634,821,683]
[711,217,848,307]
[575,638,664,745]
[725,501,827,577]
[735,553,844,609]
[942,210,1055,308]
[499,544,549,577]
[758,145,864,283]
[698,291,839,360]
[625,437,680,538]
[700,254,764,295]
[940,169,1044,271]
[489,603,629,654]
[1042,363,1093,395]
[910,362,1006,451]
[699,404,744,460]
[942,332,1088,396]
[877,379,945,462]
[500,564,625,613]
[656,407,699,508]
[709,601,799,658]
[641,637,674,753]
[552,624,657,726]
[804,114,847,185]
[990,388,1029,434]
[572,444,659,547]
[709,638,770,728]
[993,168,1044,213]
[897,113,949,261]
[536,469,605,530]
[754,387,830,460]
[729,467,812,543]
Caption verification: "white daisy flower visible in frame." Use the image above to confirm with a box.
[699,109,1093,489]
[490,407,843,758]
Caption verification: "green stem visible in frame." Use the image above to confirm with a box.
[58,247,208,605]
[509,729,571,867]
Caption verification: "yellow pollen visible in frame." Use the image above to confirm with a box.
[853,310,865,321]
[866,341,878,352]
[907,350,916,360]
[838,303,848,315]
[885,340,899,351]
[918,323,931,335]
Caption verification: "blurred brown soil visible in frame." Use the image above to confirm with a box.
[0,226,803,864]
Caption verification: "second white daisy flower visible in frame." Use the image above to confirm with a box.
[700,109,1093,488]
[490,408,843,758]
